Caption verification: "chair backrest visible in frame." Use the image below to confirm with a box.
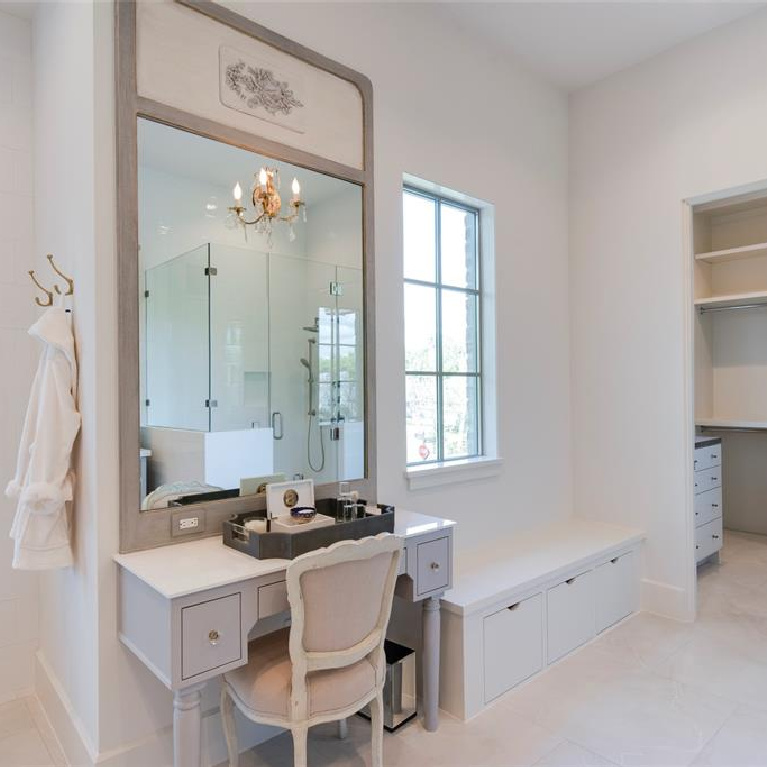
[285,534,403,719]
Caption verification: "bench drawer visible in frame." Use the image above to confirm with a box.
[595,552,636,634]
[694,467,722,495]
[694,487,722,528]
[182,593,242,680]
[547,570,595,663]
[483,593,542,703]
[694,443,721,472]
[696,517,723,563]
[258,580,289,620]
[417,537,449,596]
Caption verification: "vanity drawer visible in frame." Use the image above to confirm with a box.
[694,467,722,495]
[594,552,637,634]
[694,487,722,528]
[696,517,723,564]
[258,580,289,620]
[694,443,721,472]
[483,593,542,703]
[181,593,242,680]
[417,537,450,596]
[547,570,595,663]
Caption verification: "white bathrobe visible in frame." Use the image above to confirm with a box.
[6,307,81,570]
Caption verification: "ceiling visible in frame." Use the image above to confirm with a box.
[441,2,766,91]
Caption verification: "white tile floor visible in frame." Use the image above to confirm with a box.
[232,531,767,767]
[5,531,767,767]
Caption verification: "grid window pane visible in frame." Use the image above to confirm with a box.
[442,376,479,459]
[406,375,438,464]
[403,187,482,465]
[403,192,437,283]
[440,203,478,289]
[441,289,479,373]
[404,283,437,372]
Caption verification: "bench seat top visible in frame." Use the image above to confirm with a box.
[442,517,644,617]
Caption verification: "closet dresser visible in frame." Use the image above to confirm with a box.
[694,436,722,563]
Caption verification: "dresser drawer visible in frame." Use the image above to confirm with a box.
[594,552,637,634]
[694,487,722,528]
[258,580,289,620]
[694,443,721,472]
[694,467,722,495]
[181,593,242,680]
[547,570,595,663]
[483,593,542,703]
[695,517,723,564]
[416,537,450,596]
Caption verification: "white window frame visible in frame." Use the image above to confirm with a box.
[402,175,501,490]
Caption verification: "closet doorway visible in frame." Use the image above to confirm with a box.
[686,182,767,618]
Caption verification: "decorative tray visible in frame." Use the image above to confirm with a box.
[222,498,395,560]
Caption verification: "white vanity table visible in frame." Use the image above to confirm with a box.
[114,510,455,767]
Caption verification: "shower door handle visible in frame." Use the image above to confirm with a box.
[271,412,283,440]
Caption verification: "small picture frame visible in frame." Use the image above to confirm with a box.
[265,479,315,519]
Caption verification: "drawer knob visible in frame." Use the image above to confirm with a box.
[507,602,521,611]
[430,562,440,571]
[712,504,719,508]
[565,577,577,585]
[209,629,220,646]
[712,534,720,540]
[610,557,619,564]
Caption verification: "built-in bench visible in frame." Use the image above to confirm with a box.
[439,518,644,720]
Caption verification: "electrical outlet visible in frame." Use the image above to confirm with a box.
[172,510,206,537]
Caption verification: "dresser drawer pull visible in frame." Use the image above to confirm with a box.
[208,629,220,646]
[565,576,577,585]
[430,562,440,571]
[712,534,720,540]
[712,504,720,508]
[507,602,521,611]
[610,557,619,564]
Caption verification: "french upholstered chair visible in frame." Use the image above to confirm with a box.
[220,533,403,767]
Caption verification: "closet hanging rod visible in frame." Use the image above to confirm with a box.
[698,303,767,315]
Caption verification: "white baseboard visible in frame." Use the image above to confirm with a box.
[35,650,281,767]
[640,578,693,622]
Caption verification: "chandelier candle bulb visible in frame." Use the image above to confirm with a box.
[291,177,301,202]
[233,182,242,202]
[258,168,268,187]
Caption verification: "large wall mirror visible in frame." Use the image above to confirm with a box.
[138,119,365,508]
[118,1,374,551]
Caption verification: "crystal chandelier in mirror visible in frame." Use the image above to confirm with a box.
[226,167,306,247]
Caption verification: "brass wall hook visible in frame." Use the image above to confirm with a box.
[28,270,54,307]
[47,254,74,296]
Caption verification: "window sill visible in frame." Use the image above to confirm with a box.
[405,456,503,491]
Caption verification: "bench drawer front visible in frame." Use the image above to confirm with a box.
[182,593,241,680]
[417,537,450,596]
[483,594,542,703]
[547,570,595,663]
[694,487,722,528]
[694,467,722,495]
[595,552,637,634]
[694,443,721,472]
[696,517,723,563]
[258,581,289,620]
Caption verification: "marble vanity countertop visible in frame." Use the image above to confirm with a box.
[114,509,456,599]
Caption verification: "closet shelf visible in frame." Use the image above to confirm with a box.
[696,417,767,431]
[695,241,767,263]
[694,290,767,311]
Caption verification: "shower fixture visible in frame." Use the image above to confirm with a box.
[301,339,325,472]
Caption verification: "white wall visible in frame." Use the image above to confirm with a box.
[0,9,39,704]
[569,8,767,619]
[231,2,573,554]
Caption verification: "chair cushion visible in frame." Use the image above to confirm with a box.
[226,628,377,720]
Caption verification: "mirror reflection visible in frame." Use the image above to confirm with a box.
[137,118,365,510]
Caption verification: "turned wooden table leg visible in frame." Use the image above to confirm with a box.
[422,596,441,732]
[173,683,206,767]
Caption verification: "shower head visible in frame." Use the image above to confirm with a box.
[300,358,311,370]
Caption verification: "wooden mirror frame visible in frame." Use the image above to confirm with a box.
[116,0,376,552]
